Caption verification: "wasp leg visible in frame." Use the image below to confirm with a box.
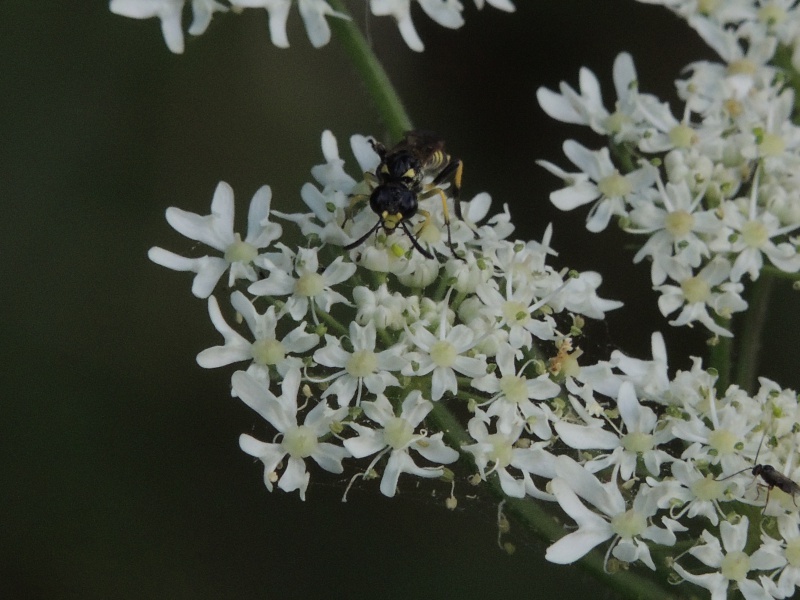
[432,158,463,203]
[754,482,773,514]
[431,158,477,240]
[343,172,378,227]
[343,193,369,228]
[416,189,462,261]
[762,486,772,515]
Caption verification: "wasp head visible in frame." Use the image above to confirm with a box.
[370,183,418,230]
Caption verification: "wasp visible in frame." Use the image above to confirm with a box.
[344,131,466,259]
[718,432,800,512]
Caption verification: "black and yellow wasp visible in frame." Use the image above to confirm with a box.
[344,130,466,259]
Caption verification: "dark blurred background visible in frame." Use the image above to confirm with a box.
[3,2,799,599]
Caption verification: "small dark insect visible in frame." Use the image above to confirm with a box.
[344,130,467,259]
[718,432,800,512]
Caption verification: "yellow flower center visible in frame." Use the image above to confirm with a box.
[597,171,632,198]
[786,537,800,567]
[690,474,726,501]
[759,132,786,157]
[224,233,258,263]
[346,350,378,378]
[708,429,738,456]
[282,425,318,458]
[383,417,414,450]
[486,433,513,468]
[430,340,457,368]
[697,0,719,15]
[500,375,528,404]
[502,300,530,326]
[758,5,787,26]
[681,276,710,304]
[721,550,750,582]
[668,124,697,149]
[295,272,324,297]
[251,338,285,366]
[728,59,757,76]
[622,431,654,454]
[665,210,695,237]
[610,509,647,540]
[603,111,628,134]
[741,220,768,248]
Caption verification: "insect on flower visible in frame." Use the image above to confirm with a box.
[718,432,800,512]
[344,130,467,259]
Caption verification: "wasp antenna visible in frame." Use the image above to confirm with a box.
[753,429,768,465]
[344,220,382,251]
[400,221,434,259]
[717,466,755,481]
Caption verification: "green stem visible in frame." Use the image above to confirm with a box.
[709,325,732,395]
[328,1,413,139]
[773,44,800,123]
[312,303,349,337]
[735,274,776,393]
[762,265,800,282]
[428,402,687,600]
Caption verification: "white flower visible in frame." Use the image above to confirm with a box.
[653,459,733,526]
[229,0,348,48]
[536,52,642,141]
[538,140,656,232]
[249,246,355,322]
[277,131,363,245]
[148,182,281,298]
[471,344,559,439]
[474,277,556,349]
[673,517,786,600]
[403,302,487,401]
[369,0,464,52]
[312,321,407,407]
[671,401,757,474]
[555,381,674,480]
[353,284,410,331]
[547,270,623,319]
[776,515,800,597]
[110,0,227,53]
[610,331,670,399]
[473,0,514,11]
[343,391,459,497]
[546,456,684,569]
[462,412,557,499]
[196,292,319,386]
[627,178,723,285]
[655,256,747,337]
[233,369,350,500]
[721,174,800,282]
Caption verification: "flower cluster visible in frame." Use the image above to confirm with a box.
[537,5,800,337]
[149,129,622,501]
[109,0,515,53]
[152,128,800,598]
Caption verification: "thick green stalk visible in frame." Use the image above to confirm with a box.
[735,274,776,393]
[328,1,413,139]
[709,319,732,394]
[773,45,800,123]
